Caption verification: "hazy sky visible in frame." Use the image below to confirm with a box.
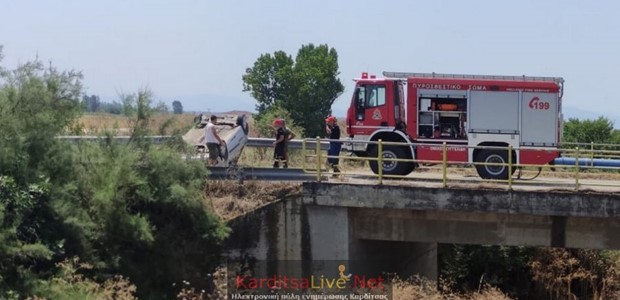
[1,0,619,118]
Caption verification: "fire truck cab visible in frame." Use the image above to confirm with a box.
[345,71,564,180]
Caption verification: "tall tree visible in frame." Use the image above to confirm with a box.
[172,100,183,114]
[242,51,294,115]
[562,116,614,144]
[288,44,344,137]
[82,94,101,112]
[242,44,344,137]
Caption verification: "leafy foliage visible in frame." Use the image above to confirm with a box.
[172,100,183,114]
[439,244,620,299]
[0,48,229,299]
[0,176,56,296]
[31,257,138,300]
[0,56,83,186]
[60,132,229,299]
[242,51,295,115]
[99,101,123,114]
[562,116,616,144]
[243,43,344,137]
[82,94,101,112]
[253,105,304,138]
[439,244,535,299]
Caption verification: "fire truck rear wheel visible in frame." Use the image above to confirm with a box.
[475,149,515,180]
[369,145,412,176]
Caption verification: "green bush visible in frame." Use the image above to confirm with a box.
[0,48,229,299]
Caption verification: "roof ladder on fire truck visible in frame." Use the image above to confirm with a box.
[383,71,565,97]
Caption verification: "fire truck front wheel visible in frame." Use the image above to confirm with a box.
[475,149,515,180]
[369,145,413,176]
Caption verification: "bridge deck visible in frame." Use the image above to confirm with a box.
[323,170,620,193]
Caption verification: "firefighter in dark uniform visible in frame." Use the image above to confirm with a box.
[272,118,288,168]
[325,115,341,175]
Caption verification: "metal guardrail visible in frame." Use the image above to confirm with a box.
[246,137,329,150]
[58,136,330,150]
[298,137,620,191]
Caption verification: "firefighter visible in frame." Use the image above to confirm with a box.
[272,118,288,168]
[325,115,341,175]
[282,119,296,168]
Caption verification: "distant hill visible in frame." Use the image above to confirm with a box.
[217,110,255,116]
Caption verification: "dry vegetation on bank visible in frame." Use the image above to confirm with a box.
[203,180,301,221]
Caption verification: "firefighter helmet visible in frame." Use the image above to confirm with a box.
[273,118,284,127]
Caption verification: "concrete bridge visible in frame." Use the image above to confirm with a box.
[224,182,620,281]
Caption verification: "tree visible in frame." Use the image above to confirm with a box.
[438,244,535,298]
[82,94,101,112]
[287,44,344,137]
[242,51,294,115]
[562,116,614,144]
[254,105,304,138]
[0,48,229,299]
[101,101,123,114]
[242,43,344,137]
[172,100,183,114]
[153,100,169,113]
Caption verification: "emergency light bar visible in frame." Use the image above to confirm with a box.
[360,72,377,79]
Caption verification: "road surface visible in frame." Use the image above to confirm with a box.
[321,169,620,193]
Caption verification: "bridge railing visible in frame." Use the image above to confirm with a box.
[59,135,620,190]
[299,138,620,191]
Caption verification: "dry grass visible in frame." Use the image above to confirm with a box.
[202,180,301,221]
[237,146,366,170]
[390,276,513,300]
[73,113,195,135]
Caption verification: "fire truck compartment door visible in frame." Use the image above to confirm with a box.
[469,91,519,134]
[520,92,558,146]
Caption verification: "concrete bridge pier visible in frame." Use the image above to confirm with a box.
[225,198,439,282]
[304,205,438,281]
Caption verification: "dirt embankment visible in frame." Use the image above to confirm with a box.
[203,180,301,221]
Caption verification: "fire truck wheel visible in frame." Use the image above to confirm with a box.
[369,145,412,176]
[475,149,515,180]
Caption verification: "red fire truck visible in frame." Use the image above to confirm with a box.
[344,71,564,179]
